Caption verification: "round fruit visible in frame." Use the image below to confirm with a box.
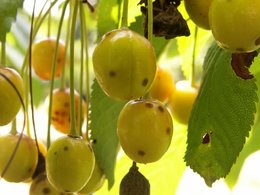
[46,135,95,193]
[168,80,198,124]
[184,0,212,29]
[92,28,157,101]
[149,67,175,103]
[79,162,105,194]
[0,67,24,126]
[117,99,173,163]
[46,88,86,134]
[209,0,260,52]
[29,173,72,195]
[32,37,65,80]
[0,134,38,182]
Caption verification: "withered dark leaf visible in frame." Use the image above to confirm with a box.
[231,51,258,80]
[141,0,190,39]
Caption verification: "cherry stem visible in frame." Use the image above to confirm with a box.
[46,0,69,149]
[147,0,153,44]
[81,4,91,138]
[10,119,17,135]
[47,3,52,37]
[190,26,198,88]
[60,6,72,91]
[69,0,79,137]
[1,41,6,66]
[121,0,129,28]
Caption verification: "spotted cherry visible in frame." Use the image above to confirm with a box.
[93,29,157,101]
[117,99,173,163]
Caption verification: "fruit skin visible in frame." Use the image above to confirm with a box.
[149,67,175,103]
[117,99,173,163]
[0,134,38,182]
[46,136,95,193]
[168,80,198,124]
[46,88,86,134]
[32,37,65,80]
[184,0,212,29]
[0,67,24,126]
[209,0,260,52]
[29,173,72,195]
[78,162,105,195]
[93,28,157,101]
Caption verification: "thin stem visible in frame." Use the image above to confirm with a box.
[47,4,52,37]
[60,7,72,90]
[10,119,17,135]
[69,0,79,136]
[79,3,86,136]
[1,41,6,66]
[46,0,69,149]
[81,5,90,139]
[190,26,198,88]
[147,0,153,43]
[121,0,129,28]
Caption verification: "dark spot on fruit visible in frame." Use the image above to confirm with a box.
[158,106,164,112]
[28,167,32,172]
[42,187,51,194]
[166,127,171,135]
[138,150,146,156]
[64,146,68,151]
[57,58,61,63]
[145,102,153,108]
[61,111,67,116]
[236,48,245,52]
[54,151,57,155]
[64,102,69,107]
[54,110,60,115]
[109,70,116,77]
[142,78,148,86]
[255,37,260,46]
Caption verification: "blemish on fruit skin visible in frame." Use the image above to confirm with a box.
[138,150,146,156]
[28,167,32,172]
[255,37,260,46]
[54,152,57,155]
[145,102,153,108]
[64,102,69,107]
[158,106,164,112]
[166,127,171,135]
[236,48,245,52]
[42,187,51,194]
[109,70,116,77]
[142,78,148,86]
[64,146,68,151]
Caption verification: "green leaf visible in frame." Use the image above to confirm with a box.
[185,42,258,186]
[225,70,260,188]
[90,79,126,189]
[0,0,24,42]
[96,0,122,41]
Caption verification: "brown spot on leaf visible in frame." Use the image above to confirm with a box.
[202,133,210,144]
[231,51,258,79]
